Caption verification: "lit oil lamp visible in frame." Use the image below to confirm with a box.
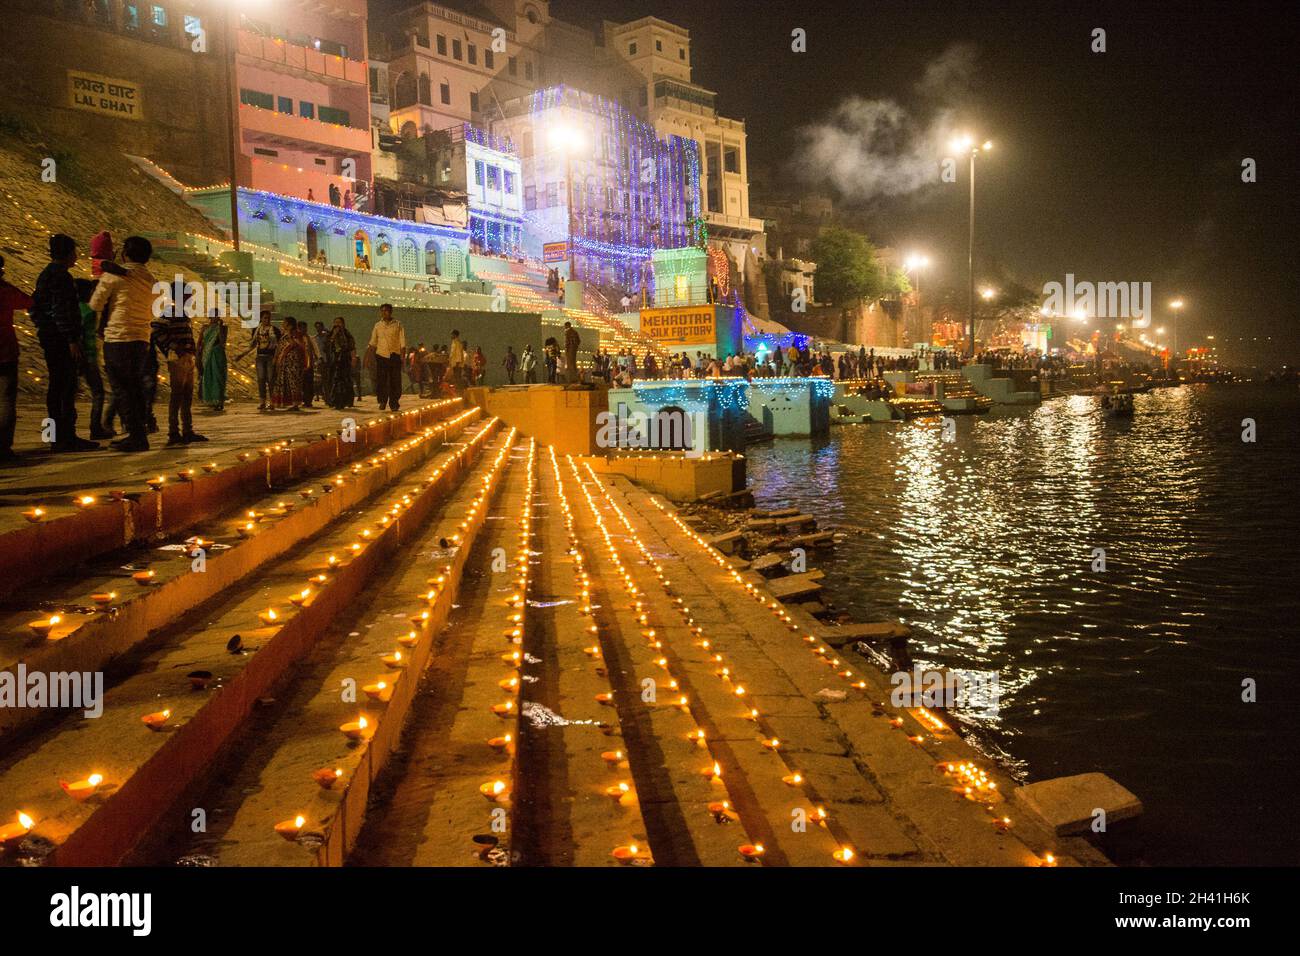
[288,588,312,607]
[313,767,343,789]
[397,630,419,648]
[479,780,509,802]
[583,645,601,658]
[90,591,116,606]
[177,468,196,481]
[738,843,765,861]
[133,569,156,585]
[21,507,45,523]
[611,844,641,864]
[146,476,165,491]
[258,608,279,627]
[202,462,218,473]
[487,734,512,753]
[601,750,625,768]
[274,815,305,841]
[500,651,521,665]
[141,709,171,731]
[236,521,255,538]
[491,701,514,717]
[60,773,104,802]
[27,615,62,638]
[381,651,405,670]
[409,610,430,627]
[73,495,97,509]
[326,554,339,570]
[1041,853,1057,868]
[701,761,723,782]
[762,738,781,751]
[594,693,613,706]
[187,670,213,690]
[498,676,519,692]
[298,490,313,500]
[832,845,856,864]
[340,716,369,740]
[782,773,804,787]
[309,573,328,587]
[0,813,35,846]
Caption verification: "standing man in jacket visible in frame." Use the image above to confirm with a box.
[32,234,99,452]
[563,321,580,385]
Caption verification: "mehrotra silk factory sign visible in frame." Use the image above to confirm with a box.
[68,70,143,121]
[641,306,716,346]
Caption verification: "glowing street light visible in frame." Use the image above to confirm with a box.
[904,254,931,300]
[951,134,994,354]
[980,286,996,301]
[1168,297,1185,356]
[549,123,589,282]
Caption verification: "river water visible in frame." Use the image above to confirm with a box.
[745,384,1300,865]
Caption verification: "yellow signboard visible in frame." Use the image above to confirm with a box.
[68,70,143,121]
[641,306,716,346]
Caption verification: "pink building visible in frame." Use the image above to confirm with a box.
[234,0,373,206]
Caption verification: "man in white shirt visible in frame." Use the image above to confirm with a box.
[367,303,406,410]
[447,329,466,392]
[89,235,160,451]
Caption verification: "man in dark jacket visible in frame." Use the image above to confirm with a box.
[563,321,580,385]
[31,234,99,452]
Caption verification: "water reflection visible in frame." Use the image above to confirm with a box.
[746,385,1300,864]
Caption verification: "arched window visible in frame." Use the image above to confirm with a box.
[400,120,418,140]
[424,240,441,275]
[394,72,416,108]
[418,73,432,106]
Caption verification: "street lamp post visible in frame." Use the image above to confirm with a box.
[953,136,992,356]
[1169,298,1185,359]
[221,3,241,252]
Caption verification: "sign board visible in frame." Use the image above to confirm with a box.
[641,305,716,347]
[542,241,568,263]
[68,70,142,121]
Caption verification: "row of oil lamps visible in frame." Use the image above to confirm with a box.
[547,447,649,864]
[646,495,1056,866]
[274,418,519,843]
[3,405,471,852]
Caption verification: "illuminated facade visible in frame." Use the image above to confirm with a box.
[492,86,701,293]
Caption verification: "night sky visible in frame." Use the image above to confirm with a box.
[387,0,1299,366]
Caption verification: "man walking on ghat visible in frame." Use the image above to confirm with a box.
[448,329,466,393]
[368,303,406,411]
[237,310,280,410]
[563,321,580,385]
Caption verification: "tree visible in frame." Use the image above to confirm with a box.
[810,226,888,306]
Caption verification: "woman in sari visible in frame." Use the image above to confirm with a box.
[199,313,228,412]
[326,316,356,409]
[270,316,307,410]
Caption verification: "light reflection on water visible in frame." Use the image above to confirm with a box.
[746,385,1300,865]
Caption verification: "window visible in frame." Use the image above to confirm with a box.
[486,165,500,189]
[628,42,637,55]
[655,39,662,52]
[277,96,293,114]
[151,5,166,27]
[474,161,484,186]
[439,81,450,105]
[545,182,558,207]
[525,61,533,80]
[253,147,278,157]
[504,170,515,194]
[418,73,431,105]
[469,90,479,112]
[436,35,446,55]
[524,185,536,210]
[240,88,273,109]
[639,87,648,107]
[314,158,326,166]
[415,32,429,48]
[724,147,739,174]
[299,101,315,119]
[123,4,139,29]
[468,43,476,65]
[318,105,350,125]
[679,46,686,60]
[452,38,462,60]
[183,15,202,39]
[508,56,517,76]
[484,49,494,69]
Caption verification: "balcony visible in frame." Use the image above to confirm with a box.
[238,30,368,86]
[239,104,371,154]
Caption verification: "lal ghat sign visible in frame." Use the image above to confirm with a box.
[641,305,717,347]
[68,70,143,121]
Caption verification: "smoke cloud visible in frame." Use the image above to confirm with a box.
[793,44,978,203]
